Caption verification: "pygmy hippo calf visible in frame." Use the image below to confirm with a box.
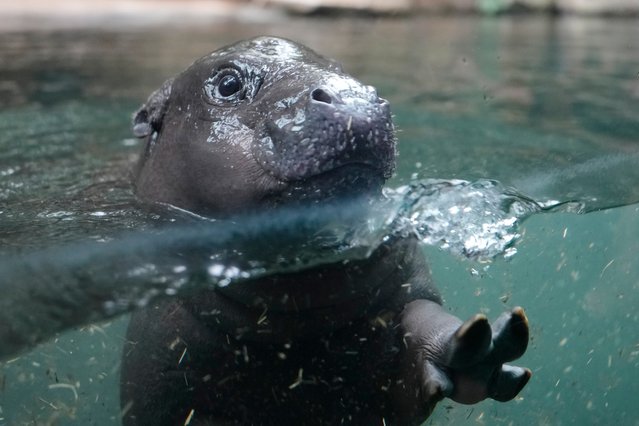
[120,36,531,425]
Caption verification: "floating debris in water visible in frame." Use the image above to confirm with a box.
[48,382,78,401]
[184,408,195,425]
[289,368,304,389]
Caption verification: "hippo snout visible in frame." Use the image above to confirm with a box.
[254,80,396,184]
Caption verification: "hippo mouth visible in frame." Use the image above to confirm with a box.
[261,162,387,206]
[254,115,394,206]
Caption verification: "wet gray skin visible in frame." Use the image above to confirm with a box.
[122,37,531,425]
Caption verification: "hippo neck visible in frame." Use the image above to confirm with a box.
[185,239,423,342]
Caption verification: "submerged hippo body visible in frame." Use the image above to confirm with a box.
[121,37,531,425]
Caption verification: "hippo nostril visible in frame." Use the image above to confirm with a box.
[311,88,333,104]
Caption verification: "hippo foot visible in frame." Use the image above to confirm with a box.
[393,300,531,423]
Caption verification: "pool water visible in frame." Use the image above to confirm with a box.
[1,15,638,425]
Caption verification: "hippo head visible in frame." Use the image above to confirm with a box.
[133,36,396,216]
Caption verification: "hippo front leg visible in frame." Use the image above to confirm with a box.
[392,299,531,424]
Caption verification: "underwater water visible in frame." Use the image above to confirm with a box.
[0,14,638,425]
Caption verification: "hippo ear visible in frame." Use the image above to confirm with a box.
[132,78,174,138]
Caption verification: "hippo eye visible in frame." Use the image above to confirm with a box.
[218,74,242,97]
[204,68,246,104]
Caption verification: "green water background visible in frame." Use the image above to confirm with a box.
[0,15,638,425]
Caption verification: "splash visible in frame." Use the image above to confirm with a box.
[386,179,545,261]
[0,178,567,359]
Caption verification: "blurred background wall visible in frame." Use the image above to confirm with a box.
[3,0,639,17]
[264,0,639,15]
